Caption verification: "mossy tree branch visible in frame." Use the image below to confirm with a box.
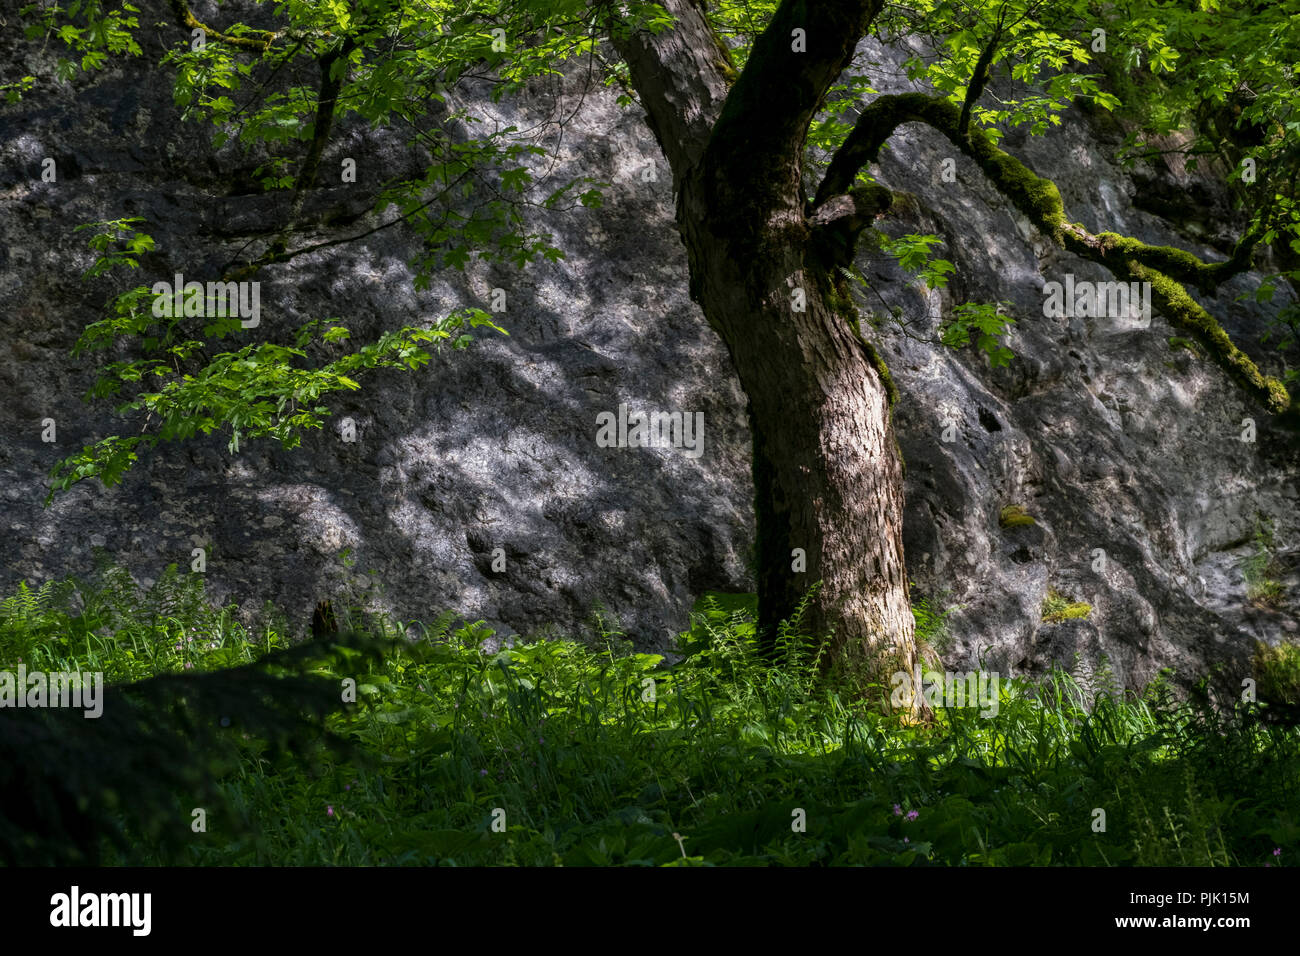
[812,92,1293,418]
[168,0,277,51]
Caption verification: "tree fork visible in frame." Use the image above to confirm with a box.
[611,1,927,716]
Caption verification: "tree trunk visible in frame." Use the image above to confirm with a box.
[676,163,921,702]
[611,0,925,714]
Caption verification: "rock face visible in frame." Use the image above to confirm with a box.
[0,22,1296,692]
[863,64,1300,693]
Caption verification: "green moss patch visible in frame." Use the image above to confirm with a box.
[999,505,1037,528]
[1041,588,1092,623]
[1167,336,1203,357]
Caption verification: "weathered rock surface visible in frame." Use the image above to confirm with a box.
[0,18,1296,692]
[865,48,1300,692]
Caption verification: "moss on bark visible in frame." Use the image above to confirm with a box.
[815,92,1291,418]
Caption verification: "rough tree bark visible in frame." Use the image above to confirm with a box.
[611,0,927,709]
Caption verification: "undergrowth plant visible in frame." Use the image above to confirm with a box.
[1241,514,1286,608]
[0,569,1295,866]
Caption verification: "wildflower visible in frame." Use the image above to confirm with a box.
[903,836,910,843]
[906,810,919,822]
[1274,848,1282,857]
[326,806,334,817]
[479,768,488,777]
[893,804,902,816]
[184,662,194,670]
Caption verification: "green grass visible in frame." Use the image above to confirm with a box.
[1254,641,1300,709]
[1241,514,1287,609]
[1,570,1297,866]
[912,588,958,660]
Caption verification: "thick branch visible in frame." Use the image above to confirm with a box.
[608,0,883,199]
[958,29,1000,138]
[815,92,1291,416]
[704,0,883,181]
[604,0,734,182]
[808,182,893,268]
[814,92,937,209]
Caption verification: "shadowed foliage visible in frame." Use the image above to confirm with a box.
[312,599,340,639]
[0,629,384,865]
